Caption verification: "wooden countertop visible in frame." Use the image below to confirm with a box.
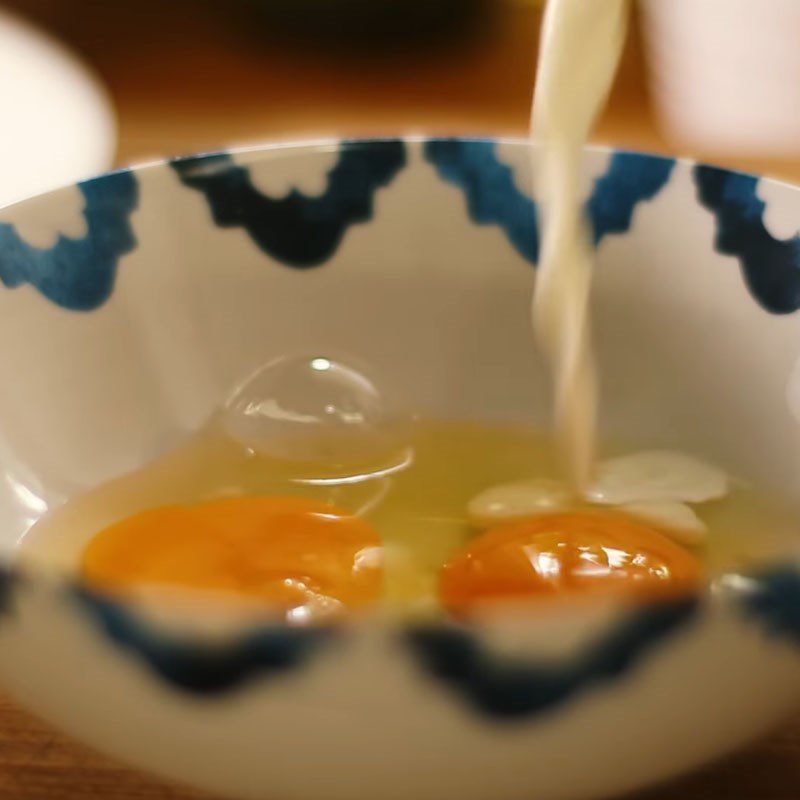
[0,1,798,798]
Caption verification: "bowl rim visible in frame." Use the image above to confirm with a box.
[4,134,800,219]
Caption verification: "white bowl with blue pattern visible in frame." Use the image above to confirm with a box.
[0,138,798,800]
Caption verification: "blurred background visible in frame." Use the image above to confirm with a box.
[3,0,800,205]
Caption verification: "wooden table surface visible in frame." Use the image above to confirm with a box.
[1,1,799,797]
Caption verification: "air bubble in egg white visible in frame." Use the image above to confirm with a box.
[222,355,409,468]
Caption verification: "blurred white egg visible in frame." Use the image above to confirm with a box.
[619,500,707,546]
[467,478,573,526]
[587,450,728,505]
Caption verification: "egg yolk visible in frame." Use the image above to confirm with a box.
[82,496,382,621]
[439,510,704,613]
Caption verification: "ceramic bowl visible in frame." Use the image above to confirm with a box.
[0,138,798,800]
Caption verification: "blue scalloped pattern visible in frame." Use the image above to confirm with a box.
[406,598,698,719]
[694,165,800,314]
[0,170,138,310]
[0,566,15,620]
[423,141,675,262]
[74,588,336,693]
[741,567,800,646]
[588,152,675,243]
[171,140,407,267]
[423,139,539,262]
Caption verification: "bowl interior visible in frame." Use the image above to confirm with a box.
[1,138,800,559]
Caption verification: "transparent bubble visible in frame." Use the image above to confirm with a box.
[222,355,409,469]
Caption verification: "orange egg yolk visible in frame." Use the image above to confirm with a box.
[439,510,704,614]
[82,496,382,620]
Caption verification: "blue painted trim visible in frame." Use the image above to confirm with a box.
[0,170,138,310]
[423,141,675,263]
[588,152,675,244]
[694,165,800,314]
[423,139,539,262]
[405,597,698,719]
[73,588,336,693]
[740,567,800,646]
[0,565,15,620]
[171,140,407,267]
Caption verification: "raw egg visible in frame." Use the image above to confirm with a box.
[82,496,383,622]
[439,510,704,613]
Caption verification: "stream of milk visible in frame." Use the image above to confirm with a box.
[532,0,630,490]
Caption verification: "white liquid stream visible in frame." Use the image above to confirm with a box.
[532,0,630,490]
